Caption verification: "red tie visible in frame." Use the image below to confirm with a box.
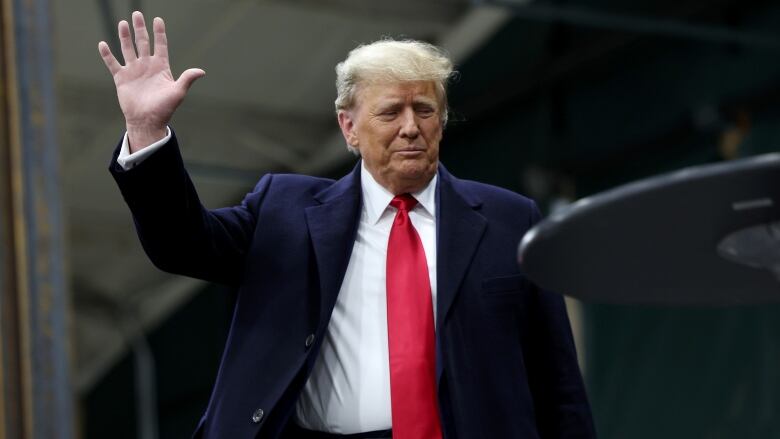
[386,194,442,439]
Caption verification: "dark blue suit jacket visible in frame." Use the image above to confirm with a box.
[110,133,595,439]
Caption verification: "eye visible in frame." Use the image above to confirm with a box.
[416,106,435,118]
[377,110,398,120]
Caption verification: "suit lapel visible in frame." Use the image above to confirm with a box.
[305,163,363,326]
[436,166,487,330]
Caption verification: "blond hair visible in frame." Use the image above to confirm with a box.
[335,38,455,125]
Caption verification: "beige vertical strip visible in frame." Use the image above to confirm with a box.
[0,0,10,435]
[2,0,34,436]
[0,0,7,432]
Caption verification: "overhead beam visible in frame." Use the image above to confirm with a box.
[493,1,780,49]
[277,0,467,25]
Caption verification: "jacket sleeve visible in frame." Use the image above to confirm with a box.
[525,201,598,438]
[109,130,269,287]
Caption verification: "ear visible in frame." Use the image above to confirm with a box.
[337,110,359,149]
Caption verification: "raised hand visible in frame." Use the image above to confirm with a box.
[98,11,205,152]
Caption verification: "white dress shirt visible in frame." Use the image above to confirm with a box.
[295,162,437,433]
[117,131,439,433]
[116,127,171,170]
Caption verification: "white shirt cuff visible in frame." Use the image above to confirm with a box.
[116,126,172,170]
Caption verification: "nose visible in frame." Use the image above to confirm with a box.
[398,107,420,139]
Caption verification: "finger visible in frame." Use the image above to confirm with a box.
[176,68,206,92]
[118,20,137,64]
[98,41,122,75]
[152,17,168,60]
[132,11,151,57]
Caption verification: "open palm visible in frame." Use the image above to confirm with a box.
[98,12,204,149]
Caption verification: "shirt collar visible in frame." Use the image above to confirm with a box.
[360,160,437,225]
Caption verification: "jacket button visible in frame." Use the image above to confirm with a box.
[305,334,315,348]
[251,408,264,424]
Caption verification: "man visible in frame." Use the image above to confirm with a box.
[99,11,595,439]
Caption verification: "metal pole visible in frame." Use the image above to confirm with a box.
[131,335,159,439]
[122,312,159,439]
[0,0,73,437]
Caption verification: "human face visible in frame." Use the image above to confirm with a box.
[338,81,443,195]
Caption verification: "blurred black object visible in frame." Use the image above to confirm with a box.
[519,153,780,305]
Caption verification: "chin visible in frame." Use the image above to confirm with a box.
[398,165,435,186]
[398,161,429,174]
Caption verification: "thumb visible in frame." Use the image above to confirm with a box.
[176,68,206,92]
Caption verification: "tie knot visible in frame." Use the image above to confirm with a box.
[390,194,418,212]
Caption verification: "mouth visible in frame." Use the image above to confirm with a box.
[394,150,425,159]
[394,146,426,155]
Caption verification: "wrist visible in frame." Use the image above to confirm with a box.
[126,123,168,153]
